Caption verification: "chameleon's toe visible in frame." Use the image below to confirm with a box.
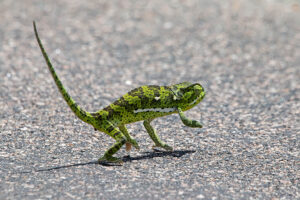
[162,144,173,151]
[152,144,173,151]
[193,121,203,128]
[98,155,123,164]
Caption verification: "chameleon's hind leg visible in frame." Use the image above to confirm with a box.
[119,125,140,151]
[98,121,126,164]
[143,119,173,151]
[177,107,203,128]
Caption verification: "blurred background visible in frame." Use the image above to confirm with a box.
[0,0,299,199]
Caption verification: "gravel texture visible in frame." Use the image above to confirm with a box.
[0,0,299,199]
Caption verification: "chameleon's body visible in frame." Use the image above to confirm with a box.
[33,22,205,164]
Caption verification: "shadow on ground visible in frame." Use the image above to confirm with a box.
[25,149,196,172]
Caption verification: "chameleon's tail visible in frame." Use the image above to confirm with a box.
[33,21,94,125]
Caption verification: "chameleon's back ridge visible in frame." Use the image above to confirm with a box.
[33,21,205,165]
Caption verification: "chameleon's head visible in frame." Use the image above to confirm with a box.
[170,82,205,111]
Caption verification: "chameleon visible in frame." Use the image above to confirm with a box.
[33,21,205,164]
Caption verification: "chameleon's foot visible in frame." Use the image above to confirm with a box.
[193,121,203,128]
[98,155,123,165]
[177,107,203,128]
[152,143,173,151]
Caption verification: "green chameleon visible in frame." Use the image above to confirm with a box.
[33,21,205,164]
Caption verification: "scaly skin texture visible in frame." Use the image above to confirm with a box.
[33,21,206,164]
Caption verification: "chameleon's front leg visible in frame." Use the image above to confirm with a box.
[177,107,203,128]
[98,121,126,164]
[143,119,173,151]
[119,124,140,151]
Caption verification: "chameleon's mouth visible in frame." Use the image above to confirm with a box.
[189,97,199,106]
[189,92,205,106]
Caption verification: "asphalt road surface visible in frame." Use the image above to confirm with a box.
[0,0,299,199]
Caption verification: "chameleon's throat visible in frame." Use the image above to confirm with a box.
[189,97,200,106]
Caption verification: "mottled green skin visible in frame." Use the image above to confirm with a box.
[34,22,205,164]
